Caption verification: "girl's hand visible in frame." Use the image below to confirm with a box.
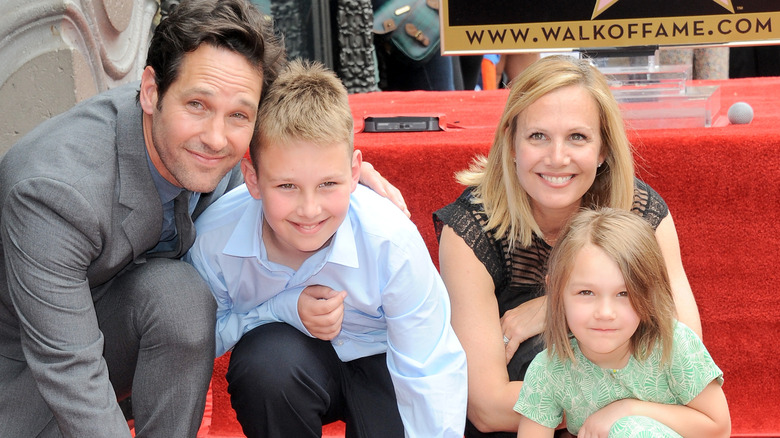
[500,296,546,364]
[577,399,635,438]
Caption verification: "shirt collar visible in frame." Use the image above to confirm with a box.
[146,151,183,204]
[222,198,359,270]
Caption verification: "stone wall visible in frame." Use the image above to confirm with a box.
[0,0,159,155]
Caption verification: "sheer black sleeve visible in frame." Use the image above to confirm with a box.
[633,178,669,230]
[433,188,506,290]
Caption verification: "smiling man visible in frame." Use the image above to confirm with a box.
[0,1,402,437]
[0,2,280,436]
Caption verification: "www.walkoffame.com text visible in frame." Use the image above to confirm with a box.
[463,16,772,46]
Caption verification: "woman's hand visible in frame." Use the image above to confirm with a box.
[438,226,525,432]
[500,296,546,364]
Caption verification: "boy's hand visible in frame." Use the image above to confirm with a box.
[299,285,347,340]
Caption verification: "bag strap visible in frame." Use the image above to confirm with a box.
[405,23,430,47]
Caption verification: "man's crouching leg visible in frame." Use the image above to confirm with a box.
[96,258,216,437]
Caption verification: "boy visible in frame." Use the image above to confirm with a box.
[185,60,467,437]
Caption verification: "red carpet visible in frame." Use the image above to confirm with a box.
[205,77,780,437]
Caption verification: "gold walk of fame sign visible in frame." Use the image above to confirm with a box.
[441,0,780,54]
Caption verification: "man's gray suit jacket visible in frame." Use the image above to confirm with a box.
[0,82,242,434]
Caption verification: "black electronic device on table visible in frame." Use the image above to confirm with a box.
[363,116,442,132]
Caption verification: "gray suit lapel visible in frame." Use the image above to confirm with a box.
[114,92,163,260]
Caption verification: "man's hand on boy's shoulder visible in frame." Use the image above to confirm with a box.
[298,285,347,340]
[359,161,410,218]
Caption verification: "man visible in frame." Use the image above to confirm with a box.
[0,0,404,436]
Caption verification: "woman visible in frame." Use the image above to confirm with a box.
[433,55,701,437]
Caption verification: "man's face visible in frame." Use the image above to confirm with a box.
[140,44,263,193]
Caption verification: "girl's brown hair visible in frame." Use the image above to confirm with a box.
[545,208,677,364]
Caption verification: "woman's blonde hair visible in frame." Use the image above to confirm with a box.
[457,55,635,249]
[249,59,354,166]
[544,208,677,364]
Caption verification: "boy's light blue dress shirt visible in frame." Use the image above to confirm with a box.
[185,184,467,437]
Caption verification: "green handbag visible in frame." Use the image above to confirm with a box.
[373,0,441,63]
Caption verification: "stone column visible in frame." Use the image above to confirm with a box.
[0,0,159,155]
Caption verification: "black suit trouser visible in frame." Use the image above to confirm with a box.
[226,322,404,438]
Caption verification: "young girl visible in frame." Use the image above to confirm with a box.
[514,208,730,438]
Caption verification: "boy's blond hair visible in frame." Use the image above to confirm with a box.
[457,55,636,250]
[545,208,677,365]
[249,59,353,166]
